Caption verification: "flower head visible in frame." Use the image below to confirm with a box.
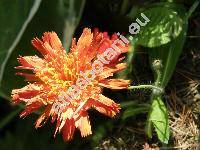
[12,28,130,141]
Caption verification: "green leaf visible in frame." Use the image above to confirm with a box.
[120,101,138,108]
[0,118,78,150]
[0,107,22,130]
[121,100,150,121]
[59,0,86,51]
[185,0,199,19]
[0,0,85,100]
[126,6,139,20]
[122,106,149,120]
[144,3,192,144]
[149,21,188,87]
[0,0,41,88]
[145,96,169,144]
[116,38,137,78]
[136,4,184,47]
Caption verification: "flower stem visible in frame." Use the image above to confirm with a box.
[128,85,163,93]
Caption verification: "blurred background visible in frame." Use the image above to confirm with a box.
[0,0,199,149]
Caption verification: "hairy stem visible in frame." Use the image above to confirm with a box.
[128,85,163,93]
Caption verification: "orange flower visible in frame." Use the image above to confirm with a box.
[12,28,130,141]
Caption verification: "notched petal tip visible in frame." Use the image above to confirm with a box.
[75,113,92,138]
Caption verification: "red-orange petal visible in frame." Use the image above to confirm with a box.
[20,102,43,118]
[99,79,130,89]
[16,56,45,70]
[12,84,42,104]
[76,28,93,58]
[98,63,127,80]
[62,119,75,141]
[75,112,92,137]
[35,105,52,128]
[42,32,63,52]
[87,98,120,117]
